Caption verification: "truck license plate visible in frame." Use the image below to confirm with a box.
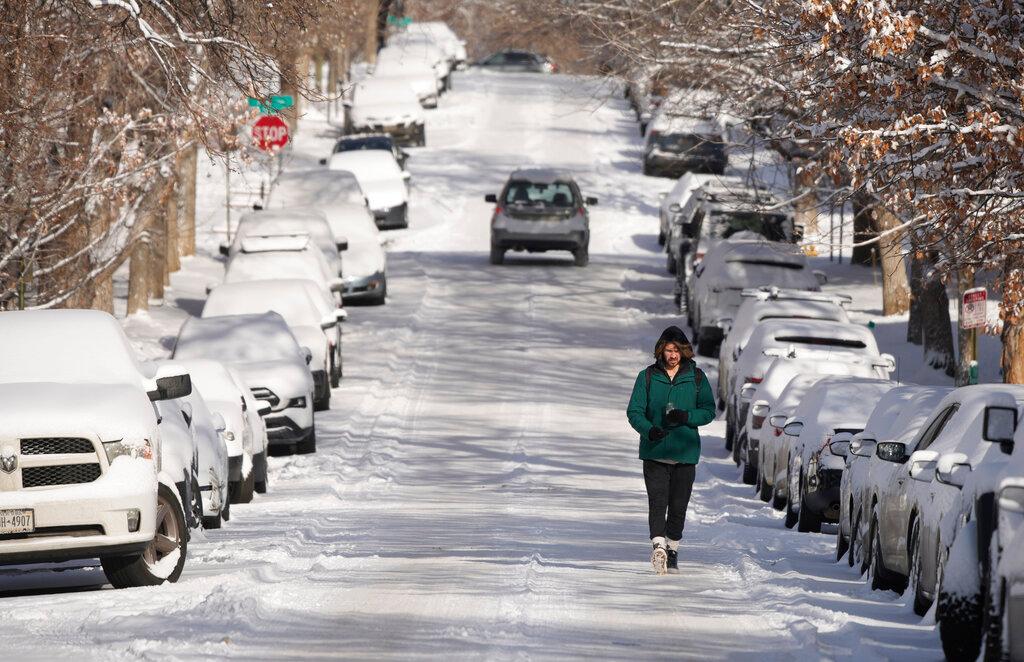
[0,509,34,534]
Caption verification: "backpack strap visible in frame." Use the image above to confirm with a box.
[644,364,655,402]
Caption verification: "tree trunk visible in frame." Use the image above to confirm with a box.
[907,240,924,344]
[955,270,975,385]
[91,271,114,314]
[921,257,955,377]
[364,0,379,64]
[278,49,300,135]
[178,143,198,257]
[164,173,180,279]
[850,191,875,266]
[1002,253,1024,383]
[793,165,818,243]
[873,207,911,315]
[149,180,167,301]
[126,237,150,315]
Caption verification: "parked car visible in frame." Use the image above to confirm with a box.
[476,49,555,73]
[223,234,343,300]
[381,36,452,91]
[331,133,410,168]
[780,377,895,533]
[988,457,1024,660]
[203,280,346,410]
[643,113,727,178]
[329,150,411,230]
[486,168,597,266]
[837,386,949,564]
[861,386,1024,615]
[726,318,888,452]
[174,359,271,506]
[0,310,191,587]
[657,173,746,247]
[744,354,885,492]
[171,381,231,529]
[623,64,669,136]
[172,313,317,455]
[371,49,441,108]
[268,170,388,305]
[344,79,425,146]
[153,399,202,530]
[399,21,467,70]
[689,238,826,356]
[223,209,343,278]
[717,288,851,405]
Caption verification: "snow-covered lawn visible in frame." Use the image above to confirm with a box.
[2,71,944,659]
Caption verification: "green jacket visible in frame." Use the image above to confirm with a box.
[626,360,716,465]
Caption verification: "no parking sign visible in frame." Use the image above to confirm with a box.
[961,287,987,329]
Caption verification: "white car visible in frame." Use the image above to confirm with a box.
[223,234,343,299]
[269,170,388,304]
[329,150,411,230]
[346,78,426,146]
[717,287,852,404]
[837,386,949,564]
[173,313,317,455]
[726,317,889,456]
[745,355,885,495]
[0,310,191,587]
[174,359,271,505]
[780,377,895,533]
[203,280,347,410]
[153,399,201,530]
[657,173,745,246]
[380,38,451,92]
[400,21,467,70]
[864,386,1024,611]
[222,209,343,278]
[689,237,824,356]
[172,383,231,530]
[371,50,441,108]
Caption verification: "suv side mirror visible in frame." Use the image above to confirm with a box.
[908,449,940,480]
[218,242,230,257]
[585,196,598,206]
[984,407,1017,454]
[484,193,498,203]
[851,435,877,457]
[935,453,972,488]
[828,431,855,458]
[336,239,349,252]
[768,414,788,429]
[877,441,909,464]
[783,420,804,437]
[146,365,192,402]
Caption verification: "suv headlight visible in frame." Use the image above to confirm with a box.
[103,438,158,471]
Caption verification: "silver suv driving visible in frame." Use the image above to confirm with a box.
[486,169,597,267]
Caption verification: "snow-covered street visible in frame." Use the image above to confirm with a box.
[2,72,944,660]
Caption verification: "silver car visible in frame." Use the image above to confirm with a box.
[486,168,596,266]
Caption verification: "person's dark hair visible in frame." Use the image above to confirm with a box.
[653,325,694,362]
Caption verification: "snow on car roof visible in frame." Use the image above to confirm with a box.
[862,385,951,442]
[750,318,878,350]
[239,209,327,225]
[509,168,575,184]
[173,313,302,364]
[741,298,847,323]
[270,170,365,207]
[0,309,142,386]
[225,249,330,286]
[651,113,724,135]
[171,359,241,404]
[796,376,895,427]
[328,150,402,180]
[718,240,805,265]
[204,279,327,328]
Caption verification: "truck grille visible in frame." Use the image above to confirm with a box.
[20,437,94,455]
[22,463,102,488]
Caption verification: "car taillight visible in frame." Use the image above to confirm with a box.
[494,206,503,215]
[745,376,763,385]
[773,426,783,437]
[578,207,585,215]
[693,251,705,264]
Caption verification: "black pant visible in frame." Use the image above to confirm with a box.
[643,460,696,540]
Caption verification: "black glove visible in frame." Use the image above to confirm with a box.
[665,409,689,427]
[649,426,667,442]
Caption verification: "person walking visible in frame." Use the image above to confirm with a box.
[626,326,716,574]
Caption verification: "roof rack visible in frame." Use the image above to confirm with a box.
[741,286,852,307]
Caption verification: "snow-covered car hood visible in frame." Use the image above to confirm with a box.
[290,325,329,370]
[227,359,313,398]
[351,102,423,127]
[0,382,156,442]
[362,178,408,211]
[375,72,435,97]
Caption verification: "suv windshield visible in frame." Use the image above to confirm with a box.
[653,133,712,153]
[708,211,789,241]
[334,136,393,153]
[504,181,576,208]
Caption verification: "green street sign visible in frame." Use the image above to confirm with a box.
[247,95,294,114]
[386,15,412,26]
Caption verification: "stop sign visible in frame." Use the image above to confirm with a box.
[252,115,289,151]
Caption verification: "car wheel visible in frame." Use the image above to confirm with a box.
[797,477,822,533]
[189,475,203,530]
[490,244,504,265]
[772,483,786,511]
[102,483,187,588]
[657,230,666,246]
[724,416,733,452]
[314,388,331,412]
[757,462,772,502]
[909,518,933,615]
[784,465,799,529]
[741,454,757,486]
[296,431,317,454]
[836,519,849,562]
[573,245,589,267]
[849,510,863,570]
[666,253,677,275]
[253,452,268,494]
[220,495,230,522]
[229,470,255,505]
[868,515,905,592]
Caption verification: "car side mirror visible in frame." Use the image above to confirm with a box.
[876,441,909,464]
[485,193,498,203]
[668,203,681,213]
[218,242,230,257]
[783,421,804,437]
[813,270,828,285]
[328,277,344,292]
[321,313,339,330]
[301,347,313,365]
[146,366,192,402]
[402,171,412,181]
[336,239,349,252]
[585,196,598,206]
[908,449,940,480]
[319,158,328,166]
[935,454,972,488]
[851,436,877,457]
[828,432,855,458]
[257,402,273,416]
[984,407,1017,448]
[252,203,263,211]
[768,415,788,429]
[211,412,227,434]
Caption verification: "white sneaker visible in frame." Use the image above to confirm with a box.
[651,543,668,575]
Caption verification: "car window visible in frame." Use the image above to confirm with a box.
[504,181,576,207]
[914,404,960,451]
[485,53,506,65]
[508,52,533,64]
[707,210,790,241]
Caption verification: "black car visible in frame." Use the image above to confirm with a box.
[477,50,555,73]
[642,117,727,178]
[330,134,408,169]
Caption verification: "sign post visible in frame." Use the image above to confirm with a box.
[961,287,987,385]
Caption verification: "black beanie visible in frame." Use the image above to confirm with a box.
[654,325,691,358]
